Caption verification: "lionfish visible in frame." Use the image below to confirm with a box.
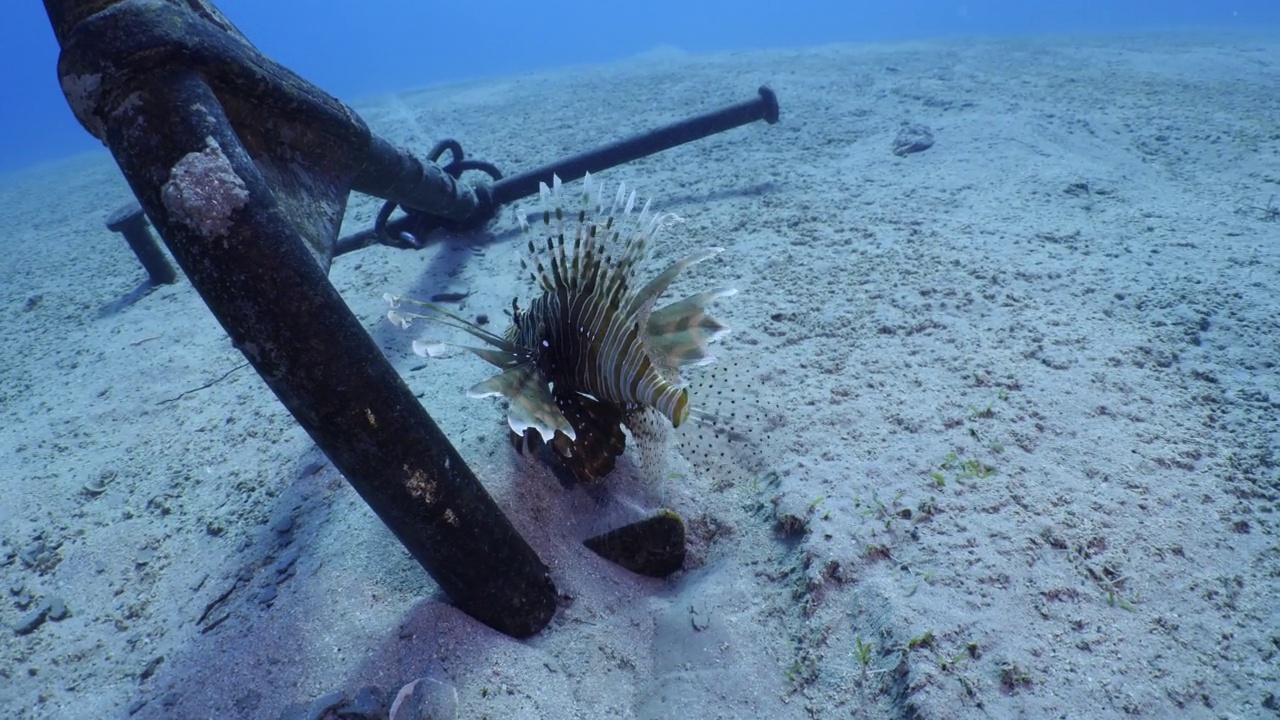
[386,173,735,482]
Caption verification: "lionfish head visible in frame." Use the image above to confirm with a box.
[387,173,735,482]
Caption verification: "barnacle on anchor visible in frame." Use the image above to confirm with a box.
[386,173,735,482]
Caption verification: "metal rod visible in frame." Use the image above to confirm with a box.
[490,86,779,206]
[352,135,483,221]
[106,203,178,285]
[334,86,781,254]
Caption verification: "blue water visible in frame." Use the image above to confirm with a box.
[1,0,1275,174]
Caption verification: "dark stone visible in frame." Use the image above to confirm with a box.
[20,536,63,573]
[273,547,301,578]
[234,689,263,716]
[584,510,686,577]
[389,678,458,720]
[278,691,346,720]
[139,655,165,681]
[892,122,935,156]
[47,596,69,621]
[337,685,387,718]
[270,514,295,535]
[13,599,51,635]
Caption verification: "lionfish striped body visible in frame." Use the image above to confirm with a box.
[388,173,734,481]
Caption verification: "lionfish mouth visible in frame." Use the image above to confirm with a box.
[387,173,735,482]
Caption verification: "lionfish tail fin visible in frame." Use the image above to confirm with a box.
[468,365,576,442]
[646,287,737,369]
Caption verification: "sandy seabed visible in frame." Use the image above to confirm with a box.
[1,30,1277,720]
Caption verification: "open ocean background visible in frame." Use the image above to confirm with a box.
[3,1,1277,173]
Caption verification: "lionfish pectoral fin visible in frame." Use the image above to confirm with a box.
[467,365,576,443]
[459,345,521,369]
[646,287,737,367]
[392,298,521,355]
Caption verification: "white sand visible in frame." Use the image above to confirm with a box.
[1,31,1277,720]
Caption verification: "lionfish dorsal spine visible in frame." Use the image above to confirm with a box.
[506,173,732,434]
